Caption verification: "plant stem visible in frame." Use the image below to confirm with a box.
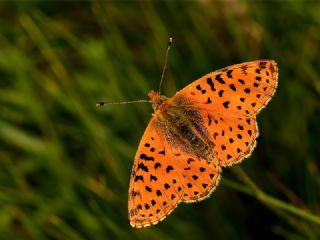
[226,166,320,225]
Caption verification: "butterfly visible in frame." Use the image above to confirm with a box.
[127,59,278,228]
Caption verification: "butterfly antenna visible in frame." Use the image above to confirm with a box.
[158,37,173,95]
[97,38,172,107]
[96,99,151,107]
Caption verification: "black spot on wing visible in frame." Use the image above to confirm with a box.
[208,114,212,126]
[166,165,174,173]
[259,61,267,68]
[138,163,149,172]
[215,74,225,84]
[154,162,161,169]
[140,153,154,161]
[223,101,230,109]
[226,69,233,78]
[150,175,158,181]
[229,84,236,91]
[238,79,245,85]
[134,175,144,182]
[158,149,166,155]
[207,77,216,91]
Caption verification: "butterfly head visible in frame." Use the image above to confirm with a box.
[148,90,168,111]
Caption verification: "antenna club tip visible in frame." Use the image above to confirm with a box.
[168,37,173,46]
[96,101,107,107]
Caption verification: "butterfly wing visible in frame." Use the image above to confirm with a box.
[172,60,278,166]
[175,60,278,118]
[176,151,221,203]
[129,117,221,228]
[128,118,182,228]
[202,114,258,166]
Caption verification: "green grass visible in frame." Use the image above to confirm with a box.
[1,1,320,239]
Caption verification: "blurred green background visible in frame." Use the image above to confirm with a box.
[1,1,320,239]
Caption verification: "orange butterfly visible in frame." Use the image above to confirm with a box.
[98,40,278,228]
[127,59,278,228]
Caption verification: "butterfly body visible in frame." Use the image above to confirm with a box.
[149,90,216,163]
[129,60,278,228]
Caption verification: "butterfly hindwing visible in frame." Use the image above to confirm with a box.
[203,113,258,166]
[176,151,221,203]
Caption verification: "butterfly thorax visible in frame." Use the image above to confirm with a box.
[148,90,168,111]
[149,92,216,163]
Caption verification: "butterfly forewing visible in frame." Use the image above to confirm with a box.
[175,60,278,118]
[128,118,183,228]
